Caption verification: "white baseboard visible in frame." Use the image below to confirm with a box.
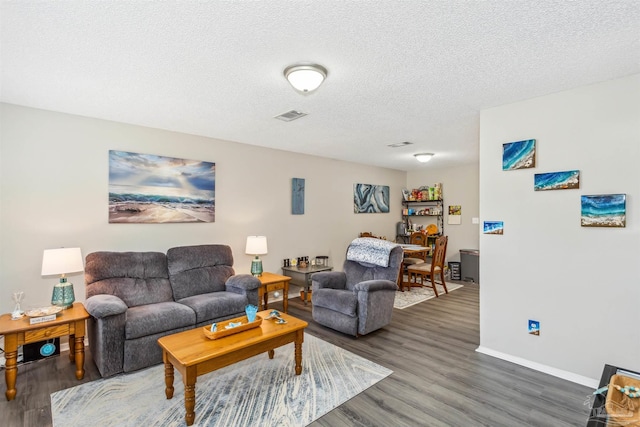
[476,346,599,388]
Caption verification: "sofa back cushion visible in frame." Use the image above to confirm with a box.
[85,251,173,308]
[167,244,235,300]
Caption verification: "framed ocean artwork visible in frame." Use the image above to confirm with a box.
[581,194,626,228]
[108,150,215,223]
[502,139,536,171]
[483,221,504,235]
[534,170,580,191]
[354,184,390,213]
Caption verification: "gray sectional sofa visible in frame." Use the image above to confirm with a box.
[84,244,260,377]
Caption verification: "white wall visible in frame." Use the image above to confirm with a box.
[478,74,640,385]
[408,163,480,266]
[0,104,406,313]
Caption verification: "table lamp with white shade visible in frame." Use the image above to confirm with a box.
[245,236,267,277]
[41,247,84,309]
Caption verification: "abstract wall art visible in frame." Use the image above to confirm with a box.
[108,150,215,223]
[354,184,390,213]
[483,221,504,235]
[502,139,536,171]
[292,178,305,215]
[581,194,626,227]
[534,170,580,191]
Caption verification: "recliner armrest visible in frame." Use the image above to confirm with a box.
[354,279,398,293]
[225,274,261,294]
[85,294,128,319]
[312,271,347,290]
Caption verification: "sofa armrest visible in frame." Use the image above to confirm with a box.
[85,294,128,319]
[225,274,261,294]
[312,271,347,291]
[354,279,398,293]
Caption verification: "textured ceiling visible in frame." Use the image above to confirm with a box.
[2,1,639,171]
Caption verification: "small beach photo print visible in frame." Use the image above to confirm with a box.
[483,221,504,235]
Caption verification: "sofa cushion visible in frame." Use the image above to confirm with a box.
[85,251,173,307]
[177,291,247,324]
[125,302,195,340]
[167,245,235,300]
[312,288,358,317]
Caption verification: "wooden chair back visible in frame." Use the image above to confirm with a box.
[432,235,448,270]
[409,232,427,246]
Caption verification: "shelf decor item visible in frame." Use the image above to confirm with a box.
[41,247,84,309]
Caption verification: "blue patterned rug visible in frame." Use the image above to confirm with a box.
[51,334,391,426]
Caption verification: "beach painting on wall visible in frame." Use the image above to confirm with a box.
[483,221,504,235]
[108,150,215,223]
[581,194,626,228]
[354,184,390,213]
[534,170,580,191]
[502,139,536,171]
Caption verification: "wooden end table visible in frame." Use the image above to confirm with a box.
[0,302,89,401]
[281,265,333,305]
[257,272,291,313]
[157,310,308,426]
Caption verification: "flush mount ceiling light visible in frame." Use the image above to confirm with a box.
[284,64,327,93]
[414,153,434,163]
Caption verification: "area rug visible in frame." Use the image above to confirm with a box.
[394,282,464,309]
[51,334,392,427]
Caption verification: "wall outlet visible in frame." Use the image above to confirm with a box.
[528,320,540,335]
[472,217,479,224]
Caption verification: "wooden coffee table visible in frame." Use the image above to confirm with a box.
[157,310,308,426]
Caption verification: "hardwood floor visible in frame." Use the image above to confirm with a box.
[1,283,593,426]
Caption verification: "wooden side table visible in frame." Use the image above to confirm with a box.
[281,265,333,305]
[257,272,291,313]
[0,302,89,401]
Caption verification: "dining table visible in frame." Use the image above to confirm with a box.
[397,243,431,290]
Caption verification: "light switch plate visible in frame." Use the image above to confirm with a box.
[472,217,479,224]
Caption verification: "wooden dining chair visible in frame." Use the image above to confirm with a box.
[406,235,448,296]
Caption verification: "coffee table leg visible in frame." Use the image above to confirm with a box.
[268,349,274,359]
[294,330,303,375]
[163,353,174,399]
[184,367,197,426]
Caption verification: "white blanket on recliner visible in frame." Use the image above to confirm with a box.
[346,238,399,267]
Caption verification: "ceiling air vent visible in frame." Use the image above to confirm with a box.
[274,110,308,122]
[387,141,414,148]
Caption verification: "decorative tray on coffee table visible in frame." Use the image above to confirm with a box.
[203,315,262,340]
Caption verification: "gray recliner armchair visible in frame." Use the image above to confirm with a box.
[311,238,402,336]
